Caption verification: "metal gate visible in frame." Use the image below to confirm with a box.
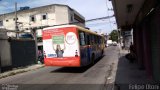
[10,39,36,67]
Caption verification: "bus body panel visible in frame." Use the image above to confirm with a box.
[43,25,105,67]
[79,45,91,66]
[45,57,80,67]
[43,27,80,67]
[78,29,105,66]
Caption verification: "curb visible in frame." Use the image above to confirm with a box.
[0,64,44,79]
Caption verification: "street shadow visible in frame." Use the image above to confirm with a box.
[1,66,13,72]
[114,54,157,90]
[51,66,91,73]
[1,64,32,73]
[50,55,105,73]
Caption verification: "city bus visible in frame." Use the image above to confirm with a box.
[42,25,105,67]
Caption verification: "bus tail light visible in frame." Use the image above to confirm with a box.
[75,50,78,57]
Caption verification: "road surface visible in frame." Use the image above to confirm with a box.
[0,46,119,90]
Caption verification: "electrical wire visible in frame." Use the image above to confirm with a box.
[105,0,114,30]
[87,21,115,27]
[0,1,115,31]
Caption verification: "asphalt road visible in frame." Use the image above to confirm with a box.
[0,46,119,90]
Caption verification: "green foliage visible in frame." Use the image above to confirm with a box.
[109,30,118,42]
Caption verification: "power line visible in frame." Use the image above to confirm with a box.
[27,15,115,30]
[1,15,115,32]
[17,15,114,26]
[0,1,114,31]
[106,0,113,30]
[87,21,114,27]
[0,2,29,18]
[86,15,114,22]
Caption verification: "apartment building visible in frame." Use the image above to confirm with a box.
[0,4,85,37]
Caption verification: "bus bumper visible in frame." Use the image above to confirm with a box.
[44,57,80,67]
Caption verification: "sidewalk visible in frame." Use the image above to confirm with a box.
[114,49,156,90]
[0,64,44,79]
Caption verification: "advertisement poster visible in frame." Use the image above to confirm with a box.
[43,27,79,59]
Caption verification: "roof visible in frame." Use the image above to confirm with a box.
[0,4,61,15]
[112,0,145,29]
[43,25,102,36]
[0,4,85,19]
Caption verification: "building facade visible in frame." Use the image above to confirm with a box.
[0,4,85,37]
[112,0,160,81]
[0,4,85,49]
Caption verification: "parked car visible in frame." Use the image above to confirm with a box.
[112,41,117,46]
[107,40,113,46]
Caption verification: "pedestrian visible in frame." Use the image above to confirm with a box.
[38,50,42,57]
[121,43,124,49]
[129,42,134,53]
[128,42,136,63]
[38,50,43,63]
[126,42,136,63]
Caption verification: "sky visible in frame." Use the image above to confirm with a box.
[0,0,117,34]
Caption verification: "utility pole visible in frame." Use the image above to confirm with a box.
[15,2,19,38]
[31,28,38,63]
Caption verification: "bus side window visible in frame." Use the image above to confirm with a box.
[97,36,99,44]
[91,35,94,44]
[100,37,102,44]
[86,33,90,45]
[79,31,85,46]
[89,34,92,45]
[98,36,100,44]
[95,36,98,44]
[93,35,95,44]
[90,35,92,44]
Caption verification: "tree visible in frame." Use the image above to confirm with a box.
[109,30,118,42]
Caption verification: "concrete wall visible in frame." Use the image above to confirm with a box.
[55,6,69,25]
[0,5,56,37]
[0,31,12,67]
[133,0,160,81]
[149,6,160,81]
[0,30,37,71]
